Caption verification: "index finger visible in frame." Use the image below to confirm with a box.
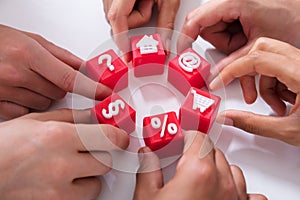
[31,47,112,100]
[156,0,180,49]
[108,0,136,61]
[182,131,215,161]
[178,0,241,51]
[73,124,130,152]
[209,50,300,94]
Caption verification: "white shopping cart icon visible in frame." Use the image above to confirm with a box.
[191,89,215,113]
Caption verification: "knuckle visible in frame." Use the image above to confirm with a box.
[41,122,71,146]
[107,10,118,23]
[62,70,76,92]
[2,65,26,85]
[253,37,270,51]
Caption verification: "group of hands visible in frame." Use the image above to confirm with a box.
[1,0,300,199]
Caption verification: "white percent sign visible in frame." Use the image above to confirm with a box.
[151,114,178,138]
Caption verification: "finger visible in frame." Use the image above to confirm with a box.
[103,0,113,17]
[156,0,180,49]
[250,37,300,60]
[215,149,237,195]
[276,82,296,105]
[209,51,300,93]
[21,109,92,124]
[21,70,66,100]
[216,110,297,144]
[108,0,136,62]
[74,124,130,151]
[23,31,83,70]
[178,0,241,52]
[240,75,257,104]
[247,194,268,200]
[128,0,154,28]
[259,76,286,115]
[71,177,102,200]
[200,20,247,54]
[31,47,112,100]
[0,101,29,120]
[75,152,112,178]
[0,86,52,110]
[230,165,247,200]
[134,147,163,198]
[107,0,135,35]
[180,131,215,167]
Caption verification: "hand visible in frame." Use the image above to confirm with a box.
[210,37,300,146]
[0,25,111,119]
[178,0,300,55]
[0,109,129,200]
[134,132,266,200]
[103,0,180,60]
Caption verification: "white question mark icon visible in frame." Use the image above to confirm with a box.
[98,54,115,71]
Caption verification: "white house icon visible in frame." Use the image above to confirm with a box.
[136,35,159,55]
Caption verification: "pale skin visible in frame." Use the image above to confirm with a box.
[209,37,300,146]
[134,132,267,200]
[0,25,111,120]
[103,0,180,60]
[178,0,300,101]
[0,109,129,200]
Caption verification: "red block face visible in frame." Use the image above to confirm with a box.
[180,87,221,133]
[92,93,136,134]
[86,49,128,92]
[168,48,211,95]
[131,34,166,77]
[143,112,184,158]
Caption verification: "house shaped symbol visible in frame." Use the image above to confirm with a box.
[136,35,159,55]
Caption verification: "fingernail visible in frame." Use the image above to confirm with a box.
[209,76,222,90]
[216,115,234,126]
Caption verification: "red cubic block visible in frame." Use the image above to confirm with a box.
[131,34,166,77]
[143,111,184,158]
[92,93,136,133]
[86,49,128,92]
[180,87,221,133]
[168,48,210,95]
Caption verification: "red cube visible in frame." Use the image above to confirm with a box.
[168,48,210,95]
[143,111,184,158]
[92,93,136,133]
[86,49,128,92]
[180,87,221,133]
[131,34,166,77]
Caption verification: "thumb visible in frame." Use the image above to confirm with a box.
[156,0,180,51]
[216,110,298,145]
[134,147,163,198]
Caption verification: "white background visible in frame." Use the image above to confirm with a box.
[0,0,300,199]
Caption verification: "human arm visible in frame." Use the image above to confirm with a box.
[0,25,111,119]
[103,0,180,59]
[210,37,300,146]
[134,132,266,200]
[0,109,129,199]
[178,0,300,54]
